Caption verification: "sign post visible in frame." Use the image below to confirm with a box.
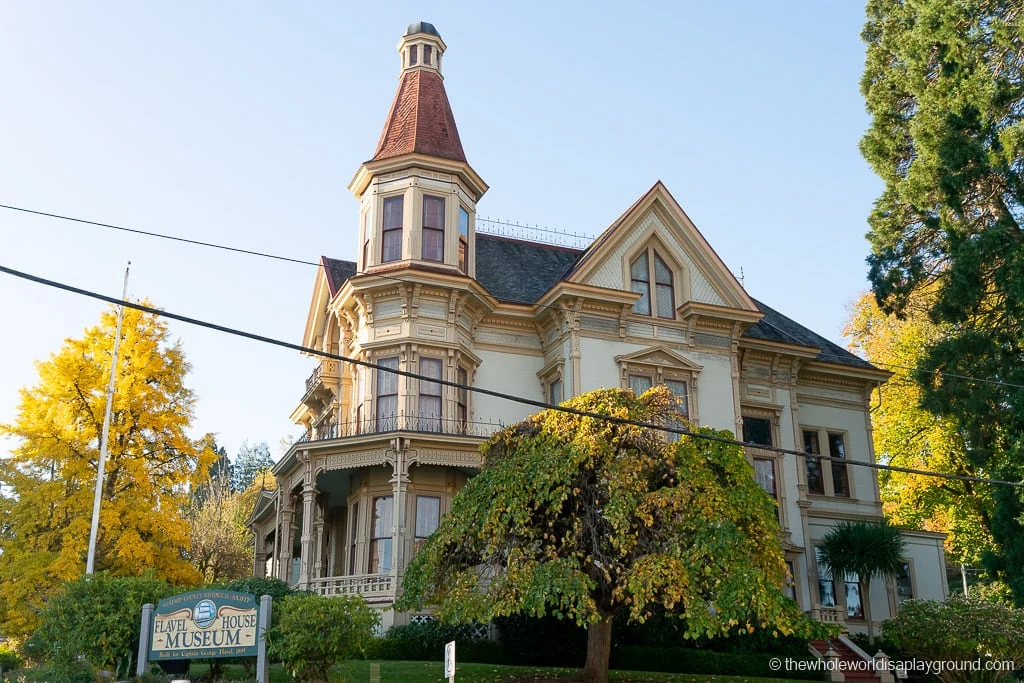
[136,603,154,677]
[444,640,456,682]
[256,594,273,683]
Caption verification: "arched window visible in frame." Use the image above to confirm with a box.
[630,248,675,318]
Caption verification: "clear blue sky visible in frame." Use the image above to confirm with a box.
[0,2,882,462]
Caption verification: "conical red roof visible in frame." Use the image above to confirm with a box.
[371,69,467,163]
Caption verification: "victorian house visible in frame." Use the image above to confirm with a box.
[248,22,948,634]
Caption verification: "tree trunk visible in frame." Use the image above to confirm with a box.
[582,615,613,683]
[862,584,874,640]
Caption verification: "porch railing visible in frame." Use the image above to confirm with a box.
[307,574,394,602]
[296,415,503,444]
[808,605,845,625]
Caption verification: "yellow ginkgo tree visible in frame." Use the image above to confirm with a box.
[0,303,216,637]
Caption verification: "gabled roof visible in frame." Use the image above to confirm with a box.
[322,257,356,297]
[371,69,467,163]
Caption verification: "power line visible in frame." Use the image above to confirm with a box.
[2,201,1021,391]
[2,261,1021,490]
[0,202,574,317]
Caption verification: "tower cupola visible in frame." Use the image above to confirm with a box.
[399,22,446,76]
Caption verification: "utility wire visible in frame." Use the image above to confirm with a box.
[3,201,1021,390]
[0,202,573,316]
[2,262,1021,490]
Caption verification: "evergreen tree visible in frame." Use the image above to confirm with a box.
[232,440,274,493]
[861,0,1024,603]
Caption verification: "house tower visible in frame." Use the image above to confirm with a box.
[349,22,488,278]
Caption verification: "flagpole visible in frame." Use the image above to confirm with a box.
[86,262,131,575]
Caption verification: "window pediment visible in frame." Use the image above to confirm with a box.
[614,346,702,373]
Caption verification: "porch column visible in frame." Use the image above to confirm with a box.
[277,506,294,583]
[313,506,326,581]
[390,443,411,593]
[298,485,317,587]
[252,528,265,576]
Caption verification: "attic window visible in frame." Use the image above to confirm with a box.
[630,248,675,319]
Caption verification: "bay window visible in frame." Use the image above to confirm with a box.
[377,357,399,430]
[418,357,442,431]
[382,196,404,262]
[369,496,393,573]
[422,195,445,262]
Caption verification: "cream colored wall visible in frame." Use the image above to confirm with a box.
[689,350,734,431]
[579,338,642,393]
[795,396,879,507]
[902,531,949,602]
[474,348,545,425]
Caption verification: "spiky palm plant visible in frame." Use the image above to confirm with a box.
[819,520,905,638]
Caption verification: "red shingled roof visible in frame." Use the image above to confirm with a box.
[372,69,467,163]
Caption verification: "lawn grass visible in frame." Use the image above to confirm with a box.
[185,660,812,683]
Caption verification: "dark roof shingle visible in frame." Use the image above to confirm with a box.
[475,234,581,304]
[318,242,873,371]
[744,298,874,369]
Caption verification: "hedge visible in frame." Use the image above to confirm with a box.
[610,646,821,679]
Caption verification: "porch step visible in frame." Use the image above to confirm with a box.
[809,639,883,682]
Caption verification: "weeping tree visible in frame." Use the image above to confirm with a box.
[397,387,824,683]
[819,520,906,638]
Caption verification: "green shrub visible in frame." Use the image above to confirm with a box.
[223,575,295,604]
[610,646,820,679]
[493,613,587,666]
[371,621,495,662]
[27,571,174,680]
[267,593,378,682]
[882,594,1024,681]
[0,644,22,673]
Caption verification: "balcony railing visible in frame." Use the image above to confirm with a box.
[808,605,845,625]
[307,574,394,602]
[304,360,340,397]
[296,415,504,445]
[305,364,322,395]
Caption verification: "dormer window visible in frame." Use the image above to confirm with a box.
[382,196,404,262]
[409,45,418,66]
[422,195,445,262]
[630,248,675,319]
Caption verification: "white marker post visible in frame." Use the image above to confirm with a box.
[444,640,455,682]
[136,603,153,677]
